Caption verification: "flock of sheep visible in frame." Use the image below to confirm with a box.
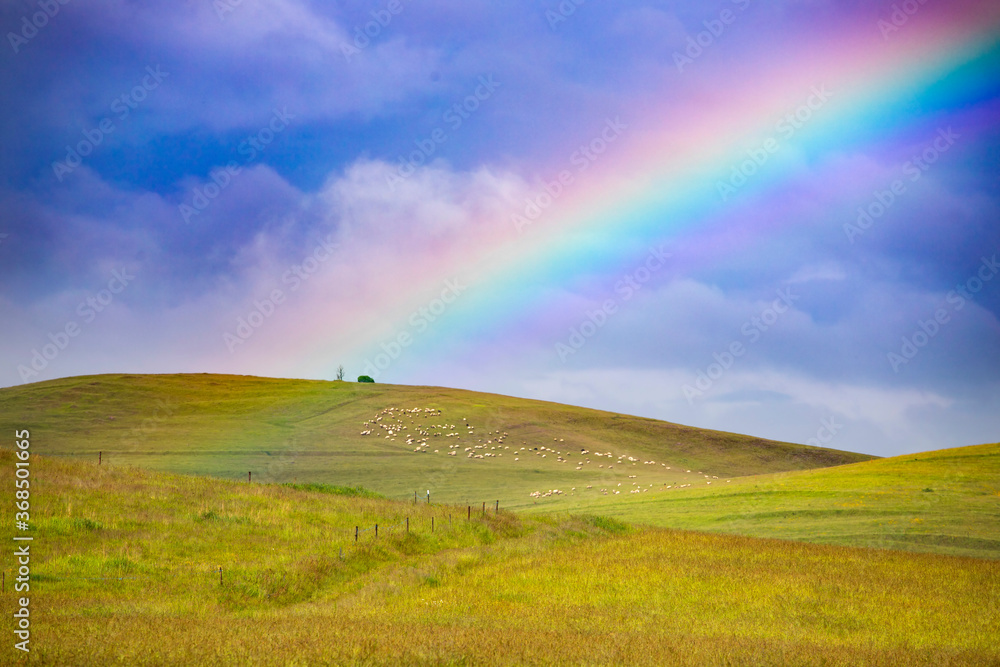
[358,406,729,500]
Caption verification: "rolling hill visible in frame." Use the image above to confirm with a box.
[3,373,993,561]
[0,373,873,508]
[3,373,996,663]
[1,449,996,666]
[528,441,1000,559]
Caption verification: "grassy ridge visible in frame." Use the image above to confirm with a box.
[3,450,998,665]
[0,373,873,508]
[525,442,1000,559]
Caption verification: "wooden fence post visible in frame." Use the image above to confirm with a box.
[495,500,499,513]
[375,524,378,538]
[482,502,485,515]
[431,517,434,532]
[467,505,471,520]
[355,526,358,542]
[219,567,222,586]
[99,451,102,465]
[406,517,409,533]
[248,471,251,483]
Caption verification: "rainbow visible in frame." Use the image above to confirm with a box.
[260,3,1000,382]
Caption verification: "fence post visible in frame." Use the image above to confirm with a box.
[355,526,358,542]
[467,505,471,520]
[426,491,430,504]
[219,567,222,586]
[248,471,251,483]
[482,502,485,515]
[496,500,499,513]
[99,451,102,465]
[406,517,409,533]
[431,517,434,532]
[414,491,417,504]
[375,524,378,538]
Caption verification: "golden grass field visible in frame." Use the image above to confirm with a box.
[524,442,1000,560]
[1,373,997,665]
[1,448,998,665]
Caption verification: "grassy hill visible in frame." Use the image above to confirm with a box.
[2,450,997,666]
[527,442,1000,559]
[0,373,873,509]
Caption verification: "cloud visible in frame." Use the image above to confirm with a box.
[435,364,990,457]
[2,1,999,460]
[0,0,444,190]
[788,262,848,283]
[0,155,531,386]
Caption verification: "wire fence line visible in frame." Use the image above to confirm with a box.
[4,501,505,590]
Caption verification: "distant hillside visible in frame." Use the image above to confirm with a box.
[534,441,1000,559]
[0,373,874,505]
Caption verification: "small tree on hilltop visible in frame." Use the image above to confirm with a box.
[336,365,345,381]
[358,375,375,383]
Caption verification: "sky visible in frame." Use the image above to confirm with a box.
[1,0,999,458]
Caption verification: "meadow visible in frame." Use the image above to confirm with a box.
[1,450,997,666]
[526,442,1000,560]
[0,373,871,508]
[2,373,997,664]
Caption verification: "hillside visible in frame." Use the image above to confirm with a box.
[0,373,873,507]
[528,441,1000,559]
[1,450,996,665]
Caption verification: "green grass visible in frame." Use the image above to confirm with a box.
[280,482,385,498]
[0,373,873,510]
[526,442,1000,559]
[2,373,994,561]
[2,450,997,665]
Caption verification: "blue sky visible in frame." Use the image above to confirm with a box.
[1,0,999,457]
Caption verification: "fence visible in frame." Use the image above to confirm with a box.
[2,500,505,590]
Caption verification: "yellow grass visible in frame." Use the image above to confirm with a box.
[3,450,998,665]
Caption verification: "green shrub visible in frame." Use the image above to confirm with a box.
[583,514,631,534]
[282,482,384,498]
[73,518,103,531]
